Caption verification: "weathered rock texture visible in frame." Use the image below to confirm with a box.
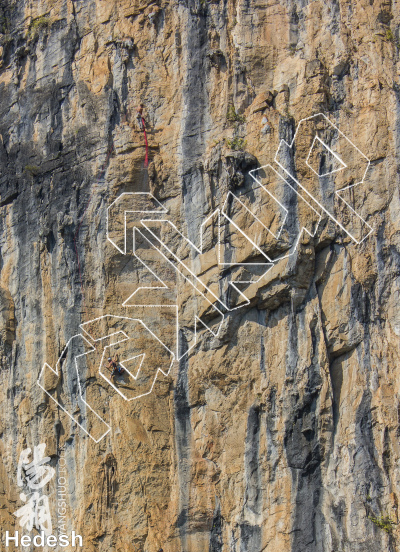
[0,0,400,551]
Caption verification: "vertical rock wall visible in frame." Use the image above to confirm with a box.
[0,0,399,551]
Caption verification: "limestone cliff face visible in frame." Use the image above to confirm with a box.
[0,0,399,551]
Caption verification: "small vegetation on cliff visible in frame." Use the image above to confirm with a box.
[225,137,247,151]
[24,165,40,176]
[28,15,51,39]
[369,514,396,534]
[375,27,400,49]
[386,28,394,42]
[226,104,246,125]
